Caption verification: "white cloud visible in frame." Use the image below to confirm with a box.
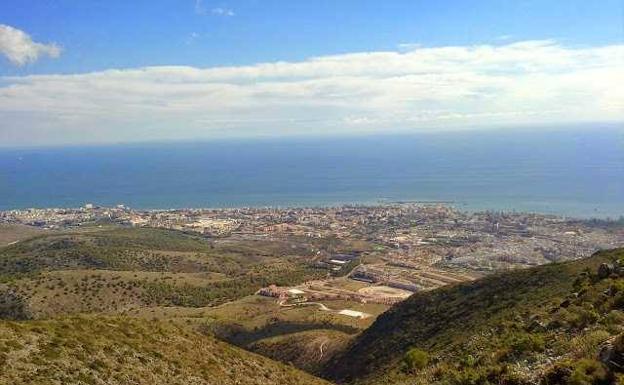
[194,1,234,17]
[0,40,622,146]
[0,24,61,66]
[211,7,235,16]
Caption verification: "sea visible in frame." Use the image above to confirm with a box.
[1,126,623,219]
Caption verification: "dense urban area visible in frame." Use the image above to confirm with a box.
[3,204,623,306]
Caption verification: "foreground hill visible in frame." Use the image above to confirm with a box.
[0,315,331,385]
[324,249,624,385]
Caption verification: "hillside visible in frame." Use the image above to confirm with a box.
[248,329,353,374]
[0,315,331,385]
[0,224,43,247]
[0,225,356,384]
[0,226,328,318]
[2,225,623,385]
[324,248,624,385]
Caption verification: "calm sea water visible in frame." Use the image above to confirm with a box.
[1,127,623,218]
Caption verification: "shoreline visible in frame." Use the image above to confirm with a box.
[1,201,623,223]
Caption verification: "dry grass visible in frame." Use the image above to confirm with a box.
[0,224,44,246]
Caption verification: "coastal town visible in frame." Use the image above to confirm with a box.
[3,204,623,307]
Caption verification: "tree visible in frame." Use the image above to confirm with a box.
[403,348,429,372]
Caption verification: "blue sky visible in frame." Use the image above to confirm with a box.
[0,0,622,146]
[2,0,622,74]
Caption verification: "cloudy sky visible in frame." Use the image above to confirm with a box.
[0,0,622,147]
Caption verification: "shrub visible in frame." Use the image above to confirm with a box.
[403,348,429,372]
[543,362,573,385]
[568,305,600,330]
[569,330,611,357]
[448,366,483,385]
[504,333,546,359]
[603,311,624,333]
[544,359,611,385]
[443,365,529,385]
[0,290,32,320]
[569,359,610,385]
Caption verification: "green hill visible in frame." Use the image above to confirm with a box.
[0,315,332,385]
[324,249,624,385]
[0,226,326,318]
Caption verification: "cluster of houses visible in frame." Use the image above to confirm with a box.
[256,285,307,303]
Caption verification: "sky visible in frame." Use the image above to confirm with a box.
[0,0,623,147]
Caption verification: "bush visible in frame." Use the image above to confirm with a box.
[0,290,32,320]
[443,364,528,385]
[569,330,611,357]
[603,311,624,333]
[403,348,429,372]
[569,359,610,385]
[568,305,600,330]
[543,362,574,385]
[544,359,611,385]
[503,333,545,359]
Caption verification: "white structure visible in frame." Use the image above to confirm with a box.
[287,288,305,296]
[338,309,371,319]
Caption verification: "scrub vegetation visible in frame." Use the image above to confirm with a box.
[1,225,623,385]
[324,249,624,385]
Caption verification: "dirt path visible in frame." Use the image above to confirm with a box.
[319,340,327,360]
[278,300,332,312]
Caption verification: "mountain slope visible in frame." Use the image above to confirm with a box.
[324,248,624,385]
[0,315,332,385]
[248,329,353,374]
[0,226,326,318]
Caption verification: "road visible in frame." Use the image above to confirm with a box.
[278,300,331,311]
